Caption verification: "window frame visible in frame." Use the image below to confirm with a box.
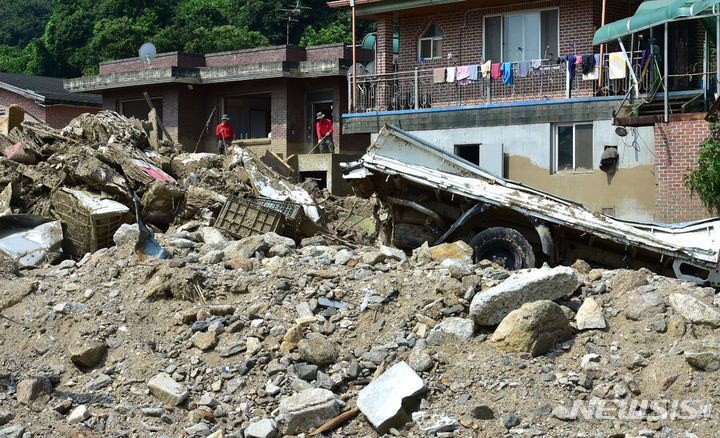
[483,7,559,63]
[554,122,594,172]
[418,23,443,60]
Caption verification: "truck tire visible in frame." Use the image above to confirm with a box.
[469,227,535,270]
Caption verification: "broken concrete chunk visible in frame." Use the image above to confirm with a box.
[429,241,473,264]
[277,388,339,435]
[411,411,460,434]
[0,184,11,216]
[147,372,188,406]
[669,294,720,327]
[16,376,52,411]
[489,300,572,356]
[245,418,278,438]
[69,339,107,368]
[576,297,606,330]
[67,405,90,424]
[357,361,427,434]
[426,317,475,345]
[623,291,665,321]
[685,337,720,371]
[113,223,140,247]
[470,265,578,325]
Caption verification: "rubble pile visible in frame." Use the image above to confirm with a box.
[1,231,720,437]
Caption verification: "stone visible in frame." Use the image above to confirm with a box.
[280,325,303,353]
[408,349,434,372]
[551,405,577,421]
[411,411,459,434]
[684,337,720,371]
[245,418,277,438]
[576,297,606,330]
[16,376,52,410]
[649,365,678,391]
[362,251,386,265]
[357,361,427,434]
[297,333,338,366]
[426,317,475,345]
[489,300,572,356]
[611,269,648,295]
[294,363,319,381]
[207,431,225,438]
[623,292,665,321]
[184,422,211,435]
[202,227,228,245]
[53,302,89,315]
[470,265,578,325]
[571,259,592,274]
[503,413,520,429]
[380,245,407,262]
[429,241,473,264]
[440,258,472,279]
[469,403,494,419]
[67,405,90,424]
[190,331,217,351]
[0,426,24,438]
[669,294,720,327]
[85,373,112,390]
[69,339,107,368]
[147,372,188,406]
[0,411,12,426]
[247,336,262,354]
[199,250,224,264]
[113,223,140,246]
[277,388,339,435]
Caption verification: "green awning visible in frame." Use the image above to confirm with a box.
[593,0,720,44]
[361,33,399,54]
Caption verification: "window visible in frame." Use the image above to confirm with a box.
[484,9,558,62]
[455,144,480,165]
[555,123,593,171]
[418,24,442,60]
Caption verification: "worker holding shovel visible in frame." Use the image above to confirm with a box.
[215,114,233,155]
[314,112,334,154]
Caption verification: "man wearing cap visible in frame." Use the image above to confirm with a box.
[315,112,334,153]
[215,114,233,155]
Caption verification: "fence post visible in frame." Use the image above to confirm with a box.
[566,64,571,98]
[347,74,352,113]
[414,68,419,110]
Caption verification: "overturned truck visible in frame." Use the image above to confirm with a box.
[343,125,720,286]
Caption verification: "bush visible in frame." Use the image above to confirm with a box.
[684,122,720,214]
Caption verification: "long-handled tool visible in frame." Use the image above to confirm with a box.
[308,133,330,154]
[193,106,217,153]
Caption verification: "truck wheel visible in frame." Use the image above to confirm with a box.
[469,227,535,270]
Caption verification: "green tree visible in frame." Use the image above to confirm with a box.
[684,122,720,214]
[300,12,351,46]
[89,12,157,62]
[0,0,54,48]
[183,25,269,53]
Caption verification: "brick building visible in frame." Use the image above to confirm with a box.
[64,44,373,194]
[330,0,717,223]
[0,72,101,128]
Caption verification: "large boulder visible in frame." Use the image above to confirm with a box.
[277,388,339,435]
[489,300,572,356]
[623,291,665,321]
[470,265,578,326]
[669,294,720,327]
[297,333,338,366]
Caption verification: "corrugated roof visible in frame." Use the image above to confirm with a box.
[0,72,102,107]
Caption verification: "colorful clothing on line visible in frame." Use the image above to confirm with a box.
[433,68,445,83]
[565,53,576,83]
[446,66,456,82]
[531,59,542,75]
[491,63,502,79]
[481,61,492,79]
[468,64,479,81]
[457,66,470,84]
[517,60,531,78]
[608,52,626,79]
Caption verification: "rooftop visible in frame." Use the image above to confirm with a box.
[0,72,102,107]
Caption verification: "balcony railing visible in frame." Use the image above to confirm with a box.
[347,53,699,113]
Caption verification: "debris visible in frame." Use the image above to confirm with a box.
[67,405,90,424]
[426,317,475,344]
[309,407,360,436]
[685,337,720,371]
[411,411,460,434]
[0,184,11,215]
[16,376,52,411]
[133,197,170,262]
[0,215,63,268]
[69,338,107,368]
[623,291,666,320]
[277,388,340,435]
[297,333,338,366]
[489,300,572,356]
[470,265,578,325]
[356,361,426,434]
[669,293,720,327]
[245,418,278,438]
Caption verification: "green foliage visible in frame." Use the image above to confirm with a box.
[684,122,720,214]
[0,0,366,78]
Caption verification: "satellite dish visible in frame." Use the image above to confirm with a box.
[615,126,628,137]
[139,42,157,64]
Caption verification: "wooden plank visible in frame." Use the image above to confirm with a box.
[261,149,295,178]
[143,92,174,147]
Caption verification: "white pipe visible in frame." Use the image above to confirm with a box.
[664,23,669,123]
[618,39,639,98]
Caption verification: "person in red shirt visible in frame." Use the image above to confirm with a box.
[315,112,334,153]
[215,114,233,155]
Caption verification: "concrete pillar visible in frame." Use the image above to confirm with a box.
[376,14,394,111]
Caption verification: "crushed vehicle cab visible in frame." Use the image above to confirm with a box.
[343,124,720,286]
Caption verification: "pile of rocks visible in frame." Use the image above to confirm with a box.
[0,232,719,437]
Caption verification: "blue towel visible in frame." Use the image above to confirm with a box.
[468,64,478,81]
[594,53,601,68]
[501,62,514,85]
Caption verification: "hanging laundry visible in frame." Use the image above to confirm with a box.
[594,53,602,68]
[575,55,583,64]
[581,54,595,75]
[433,68,445,83]
[491,63,502,79]
[481,61,492,79]
[583,67,599,81]
[565,53,576,83]
[468,65,479,81]
[517,60,531,78]
[501,62,514,85]
[457,66,470,84]
[608,52,626,79]
[531,59,543,75]
[446,66,456,82]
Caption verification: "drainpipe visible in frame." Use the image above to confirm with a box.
[664,23,669,123]
[597,0,607,92]
[351,0,357,110]
[716,9,720,99]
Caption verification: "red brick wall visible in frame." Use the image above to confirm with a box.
[204,46,307,67]
[99,52,206,74]
[45,105,98,128]
[0,89,47,124]
[655,118,712,223]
